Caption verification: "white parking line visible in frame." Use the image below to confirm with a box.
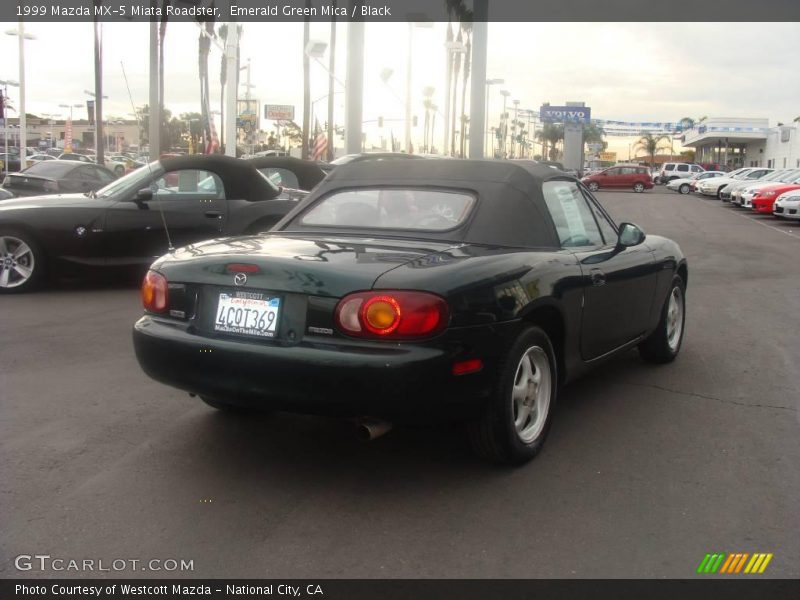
[727,208,799,239]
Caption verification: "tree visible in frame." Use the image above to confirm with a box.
[457,17,473,158]
[422,86,435,153]
[678,117,695,131]
[535,123,564,161]
[633,131,671,167]
[582,122,606,152]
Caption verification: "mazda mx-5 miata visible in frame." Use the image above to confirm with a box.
[0,155,313,293]
[133,160,688,464]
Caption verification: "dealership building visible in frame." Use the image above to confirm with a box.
[1,116,141,151]
[681,117,800,170]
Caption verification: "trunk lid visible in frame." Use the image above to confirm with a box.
[155,234,463,298]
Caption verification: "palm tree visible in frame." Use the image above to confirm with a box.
[678,117,695,132]
[794,116,800,123]
[582,122,606,156]
[536,123,564,161]
[634,132,671,168]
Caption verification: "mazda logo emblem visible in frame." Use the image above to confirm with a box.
[233,273,247,286]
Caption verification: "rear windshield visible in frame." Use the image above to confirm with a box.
[299,188,475,231]
[23,162,78,177]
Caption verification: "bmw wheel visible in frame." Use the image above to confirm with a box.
[0,229,45,294]
[588,182,600,192]
[468,326,557,465]
[679,183,690,194]
[633,182,645,193]
[639,274,686,363]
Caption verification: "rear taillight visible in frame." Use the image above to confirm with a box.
[141,270,169,313]
[334,291,449,340]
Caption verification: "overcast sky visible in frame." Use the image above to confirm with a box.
[1,21,799,156]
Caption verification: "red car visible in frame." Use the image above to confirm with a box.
[581,165,654,193]
[751,178,800,214]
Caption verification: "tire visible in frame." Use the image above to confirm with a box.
[633,182,645,193]
[639,274,686,364]
[716,187,724,200]
[0,228,46,294]
[587,182,599,192]
[200,396,260,414]
[467,326,557,465]
[679,184,690,194]
[114,165,125,176]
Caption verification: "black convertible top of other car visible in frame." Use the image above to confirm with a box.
[246,156,328,192]
[276,158,565,248]
[160,154,280,201]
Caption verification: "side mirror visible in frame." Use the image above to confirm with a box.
[135,188,153,202]
[617,222,646,248]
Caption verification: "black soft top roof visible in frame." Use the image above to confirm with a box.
[246,156,328,191]
[280,159,568,248]
[160,154,279,201]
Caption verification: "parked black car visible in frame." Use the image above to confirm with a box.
[132,159,688,465]
[0,155,305,292]
[2,160,116,198]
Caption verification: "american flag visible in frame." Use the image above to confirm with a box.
[311,119,328,161]
[205,115,220,154]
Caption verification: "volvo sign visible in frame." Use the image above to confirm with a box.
[540,105,591,124]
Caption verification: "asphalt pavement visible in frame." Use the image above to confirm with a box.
[1,188,798,579]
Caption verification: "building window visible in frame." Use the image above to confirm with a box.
[784,158,788,168]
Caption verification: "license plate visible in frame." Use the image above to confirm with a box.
[214,292,280,338]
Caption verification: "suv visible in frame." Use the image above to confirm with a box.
[659,163,704,183]
[581,165,654,193]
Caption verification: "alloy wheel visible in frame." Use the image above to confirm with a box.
[511,346,552,443]
[666,286,684,352]
[0,235,35,289]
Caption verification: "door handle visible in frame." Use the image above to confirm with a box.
[590,269,606,286]
[204,210,223,219]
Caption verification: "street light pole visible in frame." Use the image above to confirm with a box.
[6,24,36,158]
[483,78,503,158]
[500,89,510,158]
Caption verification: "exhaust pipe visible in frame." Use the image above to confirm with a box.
[356,418,393,441]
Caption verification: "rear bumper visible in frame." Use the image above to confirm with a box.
[133,316,515,420]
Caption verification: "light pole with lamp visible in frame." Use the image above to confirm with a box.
[484,78,503,157]
[403,19,433,154]
[58,104,83,154]
[84,89,108,158]
[442,40,466,156]
[58,103,83,153]
[1,79,19,174]
[511,99,520,157]
[306,40,347,157]
[6,25,36,159]
[499,89,510,157]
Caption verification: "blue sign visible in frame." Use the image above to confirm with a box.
[540,105,591,124]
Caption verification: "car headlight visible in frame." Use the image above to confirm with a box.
[762,191,777,197]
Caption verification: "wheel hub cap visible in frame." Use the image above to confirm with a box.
[512,346,552,443]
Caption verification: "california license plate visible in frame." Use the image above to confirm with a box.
[214,292,280,338]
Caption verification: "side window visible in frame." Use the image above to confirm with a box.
[664,164,675,172]
[90,166,116,183]
[690,165,702,173]
[542,181,604,248]
[152,170,225,200]
[259,167,300,189]
[676,164,689,172]
[580,187,618,246]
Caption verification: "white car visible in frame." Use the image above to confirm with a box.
[773,189,800,221]
[733,169,800,207]
[666,171,726,194]
[697,167,770,199]
[659,162,704,183]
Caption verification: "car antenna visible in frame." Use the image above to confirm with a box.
[122,61,174,252]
